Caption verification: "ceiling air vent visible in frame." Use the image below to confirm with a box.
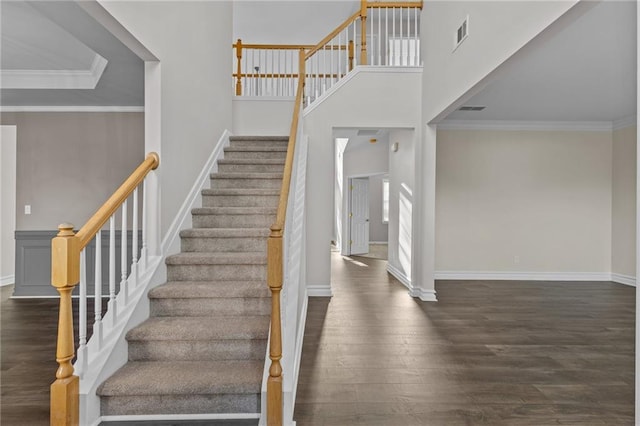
[458,105,485,111]
[454,16,469,51]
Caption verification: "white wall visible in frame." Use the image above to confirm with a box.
[422,1,580,123]
[436,129,613,276]
[388,129,415,283]
[100,1,233,238]
[1,126,17,285]
[612,125,637,280]
[233,1,358,44]
[368,174,388,243]
[303,68,422,294]
[232,98,294,136]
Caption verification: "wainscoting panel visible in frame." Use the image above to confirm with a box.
[14,230,141,297]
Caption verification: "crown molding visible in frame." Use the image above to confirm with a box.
[612,115,637,131]
[437,119,614,132]
[0,106,144,112]
[0,53,107,89]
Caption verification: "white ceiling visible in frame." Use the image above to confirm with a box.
[445,0,637,123]
[1,1,144,107]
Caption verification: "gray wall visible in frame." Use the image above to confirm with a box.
[0,112,144,231]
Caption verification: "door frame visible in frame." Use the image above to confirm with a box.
[342,172,387,256]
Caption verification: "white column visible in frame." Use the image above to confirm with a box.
[412,124,437,301]
[145,60,162,258]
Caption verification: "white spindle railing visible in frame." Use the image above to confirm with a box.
[72,182,149,375]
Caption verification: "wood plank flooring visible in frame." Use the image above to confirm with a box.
[293,253,635,425]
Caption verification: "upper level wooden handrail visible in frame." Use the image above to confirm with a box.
[233,42,316,50]
[305,10,361,59]
[368,1,423,8]
[76,152,159,249]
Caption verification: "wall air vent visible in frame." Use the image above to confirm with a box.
[458,105,485,111]
[454,16,469,51]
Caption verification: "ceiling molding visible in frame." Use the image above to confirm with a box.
[437,119,614,132]
[0,106,144,113]
[0,53,108,90]
[613,115,637,131]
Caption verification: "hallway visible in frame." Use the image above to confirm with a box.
[293,252,634,425]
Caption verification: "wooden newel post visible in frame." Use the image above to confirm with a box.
[266,225,283,426]
[235,39,243,96]
[360,0,368,65]
[348,40,354,71]
[50,223,80,426]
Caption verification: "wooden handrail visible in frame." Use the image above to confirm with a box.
[368,1,423,8]
[76,153,159,249]
[305,10,361,59]
[50,153,159,426]
[233,73,344,79]
[233,42,316,50]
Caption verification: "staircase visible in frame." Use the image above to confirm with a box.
[97,136,288,419]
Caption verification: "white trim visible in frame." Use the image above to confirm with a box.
[303,66,423,115]
[369,241,388,245]
[0,106,144,113]
[1,53,107,90]
[307,284,332,297]
[387,263,412,290]
[613,115,637,131]
[612,273,636,287]
[410,287,438,302]
[160,130,231,255]
[437,119,614,132]
[0,275,14,286]
[233,96,296,102]
[435,271,613,281]
[99,413,260,423]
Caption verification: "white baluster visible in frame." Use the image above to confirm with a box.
[392,8,396,65]
[338,31,342,79]
[323,46,327,93]
[400,7,404,65]
[77,249,87,378]
[121,199,128,305]
[378,9,382,65]
[385,8,389,66]
[94,231,103,349]
[330,40,334,87]
[131,187,139,288]
[344,29,348,75]
[109,215,117,327]
[370,7,374,64]
[415,8,419,65]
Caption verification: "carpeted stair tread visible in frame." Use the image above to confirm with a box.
[210,172,284,179]
[180,228,269,238]
[201,188,280,196]
[166,252,266,265]
[127,316,270,341]
[224,146,287,152]
[149,281,270,299]
[98,360,263,396]
[229,136,288,141]
[218,159,285,165]
[191,207,276,215]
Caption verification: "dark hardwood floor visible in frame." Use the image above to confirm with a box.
[293,253,635,425]
[1,253,635,426]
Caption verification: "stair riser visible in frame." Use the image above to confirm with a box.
[192,214,275,228]
[211,178,282,190]
[229,141,288,149]
[167,264,266,281]
[181,237,267,252]
[202,194,279,208]
[218,163,284,173]
[224,150,286,160]
[101,394,260,416]
[150,297,271,317]
[128,339,268,362]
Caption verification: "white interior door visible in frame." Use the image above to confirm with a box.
[350,178,369,255]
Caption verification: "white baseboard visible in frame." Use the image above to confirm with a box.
[0,275,14,286]
[307,284,332,297]
[435,270,630,283]
[611,273,636,287]
[410,287,438,302]
[369,241,388,245]
[387,263,412,290]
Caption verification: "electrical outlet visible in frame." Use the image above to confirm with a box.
[24,205,31,215]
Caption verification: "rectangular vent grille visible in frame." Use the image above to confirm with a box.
[454,16,469,51]
[458,106,485,111]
